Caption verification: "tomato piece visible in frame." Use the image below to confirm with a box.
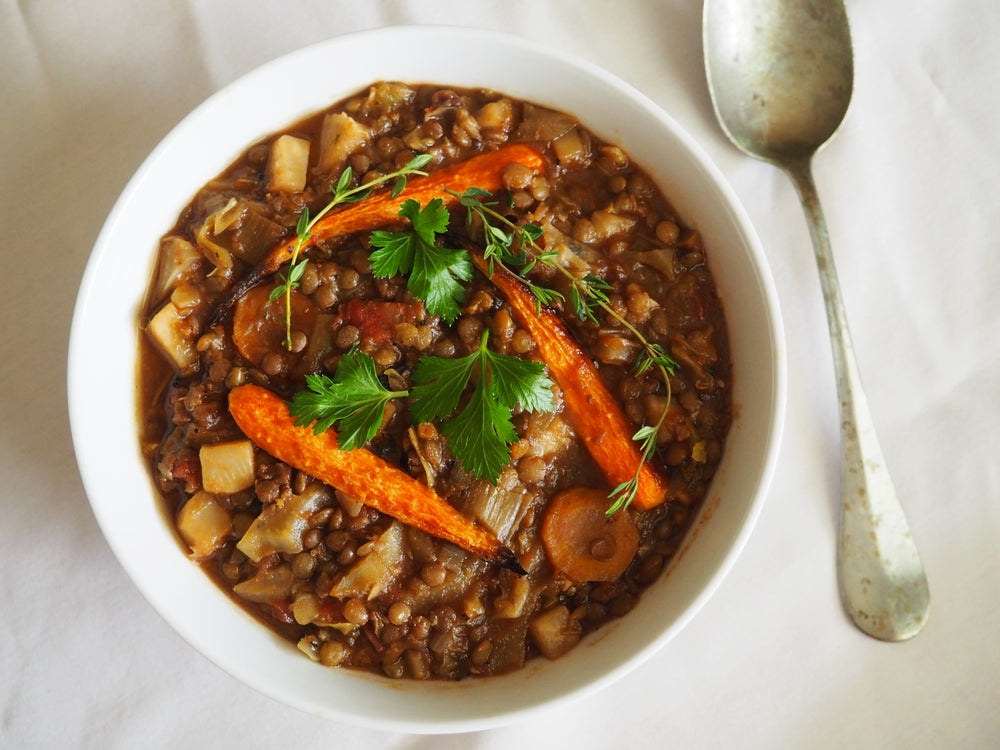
[340,299,423,345]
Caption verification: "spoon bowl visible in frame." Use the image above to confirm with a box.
[704,0,930,641]
[706,0,853,162]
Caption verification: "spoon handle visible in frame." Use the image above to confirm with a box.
[784,157,930,641]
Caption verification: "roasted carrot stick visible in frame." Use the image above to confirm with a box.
[208,143,546,326]
[471,255,670,511]
[228,383,526,574]
[305,143,545,249]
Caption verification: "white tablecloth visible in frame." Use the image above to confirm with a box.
[3,1,998,747]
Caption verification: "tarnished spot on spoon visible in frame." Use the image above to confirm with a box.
[703,0,929,641]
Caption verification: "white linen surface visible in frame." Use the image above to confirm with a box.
[2,1,998,747]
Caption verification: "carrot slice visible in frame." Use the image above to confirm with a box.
[208,143,546,326]
[231,283,318,366]
[540,487,639,582]
[227,383,525,574]
[472,256,670,511]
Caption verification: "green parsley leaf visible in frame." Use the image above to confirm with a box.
[486,350,554,414]
[368,229,414,278]
[439,379,519,484]
[409,331,555,483]
[369,198,472,323]
[409,350,478,424]
[409,244,473,324]
[403,197,450,245]
[287,350,407,450]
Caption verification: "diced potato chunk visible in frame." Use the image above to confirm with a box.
[595,331,642,365]
[319,112,370,173]
[199,440,255,494]
[334,489,364,519]
[150,236,201,307]
[556,242,590,276]
[638,246,678,283]
[268,134,310,193]
[552,127,591,169]
[486,618,529,673]
[475,99,514,136]
[515,105,575,142]
[146,299,199,375]
[529,605,582,660]
[176,490,232,559]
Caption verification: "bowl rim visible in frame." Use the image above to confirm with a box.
[68,24,785,734]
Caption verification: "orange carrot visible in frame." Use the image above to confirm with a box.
[208,143,546,326]
[231,283,319,366]
[228,383,525,574]
[472,256,670,511]
[309,143,545,247]
[540,487,640,582]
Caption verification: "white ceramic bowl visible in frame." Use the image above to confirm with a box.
[68,26,785,734]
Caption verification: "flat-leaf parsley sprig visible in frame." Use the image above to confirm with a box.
[450,187,680,514]
[271,153,434,348]
[288,346,408,450]
[369,198,472,324]
[410,330,555,484]
[287,332,555,485]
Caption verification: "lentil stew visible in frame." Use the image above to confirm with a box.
[138,81,731,680]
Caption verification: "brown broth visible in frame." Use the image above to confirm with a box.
[137,82,731,679]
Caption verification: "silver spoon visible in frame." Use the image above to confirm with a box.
[703,0,929,641]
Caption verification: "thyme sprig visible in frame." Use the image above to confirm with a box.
[271,153,434,348]
[450,187,679,514]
